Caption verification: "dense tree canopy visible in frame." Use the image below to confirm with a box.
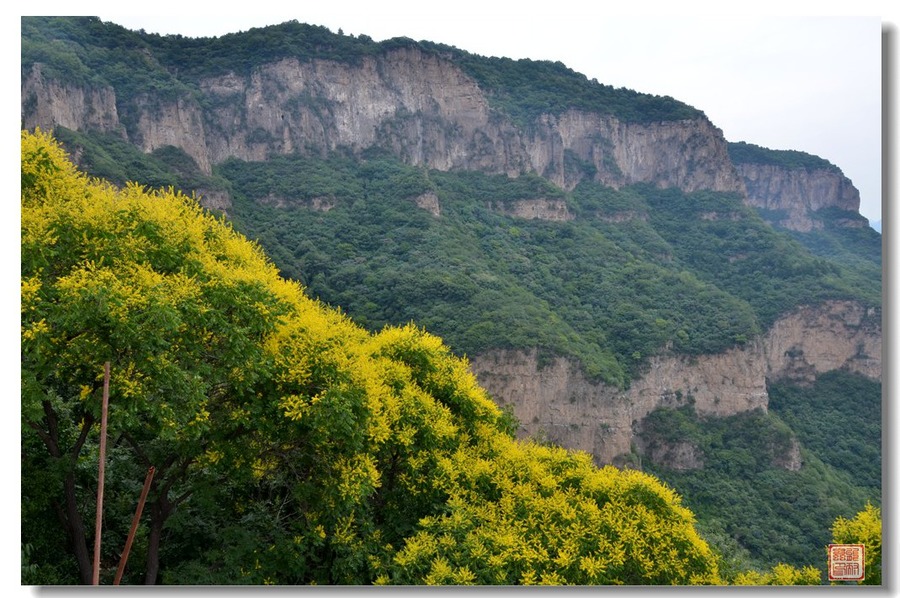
[22,129,735,585]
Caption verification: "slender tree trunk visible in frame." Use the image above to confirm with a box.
[143,494,172,585]
[63,471,93,584]
[143,502,163,585]
[143,453,198,584]
[91,362,111,585]
[32,402,96,584]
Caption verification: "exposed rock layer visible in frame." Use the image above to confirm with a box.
[22,49,745,196]
[22,65,121,135]
[493,199,573,221]
[469,300,881,465]
[735,162,862,232]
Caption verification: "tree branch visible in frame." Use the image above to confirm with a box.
[70,413,95,459]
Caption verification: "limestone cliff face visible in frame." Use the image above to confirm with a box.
[194,49,746,194]
[469,300,880,465]
[531,111,745,193]
[735,162,862,232]
[492,199,573,221]
[23,47,744,196]
[132,94,212,174]
[765,300,881,382]
[21,64,122,135]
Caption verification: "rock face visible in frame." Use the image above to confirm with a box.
[493,199,573,221]
[22,48,745,196]
[22,33,880,473]
[531,111,745,193]
[765,301,881,382]
[133,94,213,174]
[735,162,862,232]
[469,300,881,465]
[412,192,441,217]
[22,65,122,135]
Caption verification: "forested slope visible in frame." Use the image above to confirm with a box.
[20,16,882,582]
[23,129,740,585]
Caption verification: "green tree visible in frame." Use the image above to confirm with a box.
[20,129,735,586]
[732,563,821,585]
[831,503,881,585]
[22,129,291,582]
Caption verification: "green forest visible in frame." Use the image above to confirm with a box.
[20,127,880,587]
[36,124,883,582]
[21,16,883,586]
[218,152,878,386]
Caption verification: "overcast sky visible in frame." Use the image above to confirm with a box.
[95,3,891,225]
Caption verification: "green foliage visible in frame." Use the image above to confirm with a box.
[51,127,230,199]
[727,141,839,172]
[21,17,103,87]
[227,154,839,387]
[22,130,724,585]
[432,44,704,125]
[831,503,881,585]
[150,20,384,79]
[23,16,703,134]
[22,127,295,583]
[220,153,877,393]
[640,185,879,325]
[769,371,881,492]
[784,209,882,285]
[639,377,880,577]
[22,16,196,138]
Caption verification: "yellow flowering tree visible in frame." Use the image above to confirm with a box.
[831,503,881,585]
[22,129,293,582]
[384,435,722,585]
[732,564,821,586]
[22,130,726,586]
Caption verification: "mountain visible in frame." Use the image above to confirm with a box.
[24,129,736,585]
[21,16,881,575]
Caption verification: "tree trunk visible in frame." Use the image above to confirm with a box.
[63,470,93,584]
[32,402,96,584]
[143,499,166,584]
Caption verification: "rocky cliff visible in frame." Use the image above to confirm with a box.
[22,47,745,197]
[469,300,880,465]
[736,162,862,232]
[21,21,880,471]
[727,141,866,232]
[22,64,122,136]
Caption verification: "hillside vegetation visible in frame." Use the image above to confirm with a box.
[24,129,742,585]
[22,16,703,132]
[44,127,879,387]
[21,16,882,583]
[219,153,877,386]
[639,371,880,575]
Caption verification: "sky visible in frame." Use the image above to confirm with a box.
[87,2,892,226]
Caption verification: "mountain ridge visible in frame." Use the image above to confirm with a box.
[22,17,871,233]
[20,16,882,573]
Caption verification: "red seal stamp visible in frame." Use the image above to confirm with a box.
[828,544,865,582]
